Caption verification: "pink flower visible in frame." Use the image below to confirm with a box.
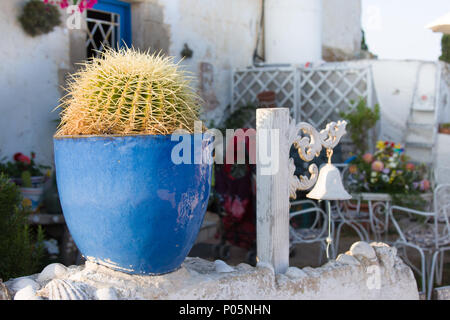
[230,198,248,219]
[86,0,97,9]
[223,196,248,220]
[406,163,415,171]
[371,160,384,172]
[349,165,358,174]
[420,179,430,191]
[59,0,69,9]
[362,153,373,163]
[77,0,97,12]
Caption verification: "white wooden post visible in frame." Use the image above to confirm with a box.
[256,108,290,274]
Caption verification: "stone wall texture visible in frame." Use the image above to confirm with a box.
[5,242,419,300]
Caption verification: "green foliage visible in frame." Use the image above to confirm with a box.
[0,174,45,281]
[21,171,32,188]
[221,103,257,131]
[340,97,380,154]
[361,29,368,51]
[18,0,61,37]
[440,35,450,64]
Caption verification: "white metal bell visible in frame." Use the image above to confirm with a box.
[306,163,352,200]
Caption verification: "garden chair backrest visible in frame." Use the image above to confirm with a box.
[433,183,450,242]
[289,199,329,243]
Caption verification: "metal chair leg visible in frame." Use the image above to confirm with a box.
[427,250,440,300]
[436,251,445,285]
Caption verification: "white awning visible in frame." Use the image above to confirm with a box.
[426,12,450,34]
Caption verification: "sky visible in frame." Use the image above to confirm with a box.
[362,0,450,61]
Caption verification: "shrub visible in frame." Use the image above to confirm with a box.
[340,97,380,154]
[55,47,201,136]
[0,174,45,281]
[440,34,450,63]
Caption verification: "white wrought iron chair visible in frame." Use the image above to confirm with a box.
[289,199,335,264]
[389,184,450,299]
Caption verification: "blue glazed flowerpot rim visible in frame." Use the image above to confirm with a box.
[86,256,182,276]
[54,133,208,140]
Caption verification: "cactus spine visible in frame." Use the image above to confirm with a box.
[55,48,201,136]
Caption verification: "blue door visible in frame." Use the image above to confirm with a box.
[86,0,131,57]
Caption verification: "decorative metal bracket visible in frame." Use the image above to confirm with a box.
[288,118,347,199]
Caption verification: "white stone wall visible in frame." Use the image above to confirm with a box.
[264,0,323,65]
[439,62,450,124]
[336,59,437,141]
[322,0,362,60]
[5,241,419,300]
[0,0,70,168]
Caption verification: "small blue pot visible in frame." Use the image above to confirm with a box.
[54,134,213,275]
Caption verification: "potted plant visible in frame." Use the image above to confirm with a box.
[18,0,61,37]
[53,48,213,275]
[438,123,450,134]
[0,152,51,211]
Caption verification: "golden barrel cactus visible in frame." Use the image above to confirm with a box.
[55,48,201,136]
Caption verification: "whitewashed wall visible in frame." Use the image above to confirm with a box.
[0,0,70,168]
[341,59,437,141]
[322,0,362,60]
[264,0,323,65]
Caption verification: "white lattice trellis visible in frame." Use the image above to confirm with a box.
[298,65,372,128]
[231,65,373,129]
[232,67,298,115]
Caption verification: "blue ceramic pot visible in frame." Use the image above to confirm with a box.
[54,134,213,275]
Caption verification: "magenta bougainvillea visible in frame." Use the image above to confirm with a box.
[44,0,97,12]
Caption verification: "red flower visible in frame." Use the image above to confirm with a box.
[13,152,23,161]
[18,155,31,165]
[14,152,31,165]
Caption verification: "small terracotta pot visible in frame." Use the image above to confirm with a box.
[257,91,276,108]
